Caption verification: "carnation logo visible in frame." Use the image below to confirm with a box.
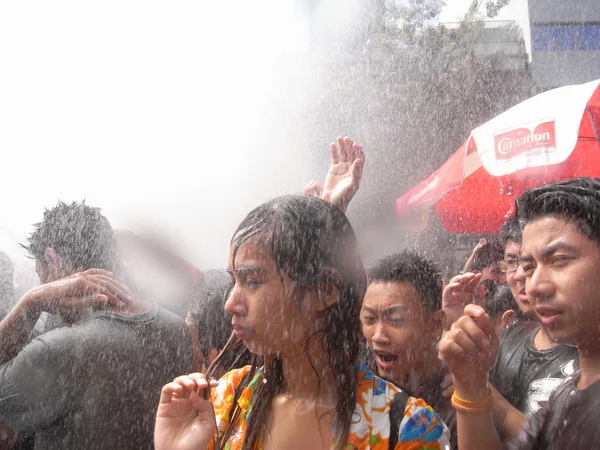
[407,176,439,206]
[494,120,556,160]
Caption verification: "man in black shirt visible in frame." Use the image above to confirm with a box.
[0,201,192,449]
[490,216,578,417]
[439,177,600,449]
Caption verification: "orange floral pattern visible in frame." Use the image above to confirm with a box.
[208,363,450,450]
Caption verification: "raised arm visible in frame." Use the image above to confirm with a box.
[304,136,365,213]
[462,238,487,273]
[438,304,504,450]
[442,272,484,330]
[0,269,132,364]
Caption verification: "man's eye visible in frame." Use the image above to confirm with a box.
[522,264,535,275]
[361,316,376,324]
[387,318,407,326]
[552,256,570,264]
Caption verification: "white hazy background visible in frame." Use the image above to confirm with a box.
[0,1,318,269]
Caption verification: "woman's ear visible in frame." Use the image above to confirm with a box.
[314,282,340,312]
[501,310,518,329]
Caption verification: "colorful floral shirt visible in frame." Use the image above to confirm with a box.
[209,362,451,450]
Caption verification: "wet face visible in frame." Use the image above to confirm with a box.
[521,217,600,348]
[224,240,320,356]
[480,263,506,283]
[360,281,439,384]
[505,240,534,318]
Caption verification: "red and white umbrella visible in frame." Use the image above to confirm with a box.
[396,79,600,234]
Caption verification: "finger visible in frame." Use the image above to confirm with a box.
[350,158,364,187]
[160,382,186,404]
[188,390,214,414]
[85,276,134,304]
[344,137,355,161]
[466,306,498,347]
[337,136,347,162]
[473,284,486,307]
[445,326,479,354]
[355,144,365,163]
[303,181,323,198]
[440,372,453,389]
[330,142,339,165]
[466,274,483,293]
[173,375,199,392]
[438,336,471,362]
[442,385,455,398]
[62,294,111,310]
[454,315,490,349]
[80,269,114,277]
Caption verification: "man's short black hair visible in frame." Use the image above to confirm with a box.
[471,241,504,271]
[483,281,524,321]
[22,200,117,273]
[499,215,522,246]
[367,251,442,315]
[517,177,600,244]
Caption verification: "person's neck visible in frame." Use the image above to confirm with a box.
[394,346,440,394]
[279,336,339,404]
[577,340,600,390]
[534,325,557,351]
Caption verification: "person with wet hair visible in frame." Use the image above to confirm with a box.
[187,269,254,379]
[468,241,506,283]
[0,200,191,449]
[439,177,600,449]
[361,250,456,448]
[489,214,578,418]
[155,139,450,450]
[482,281,524,336]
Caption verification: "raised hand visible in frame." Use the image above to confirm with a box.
[442,272,485,329]
[438,304,499,391]
[304,136,365,213]
[154,373,219,450]
[24,269,134,315]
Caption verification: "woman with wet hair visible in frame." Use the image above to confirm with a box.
[154,138,450,450]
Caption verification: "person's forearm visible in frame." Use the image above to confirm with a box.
[454,381,504,450]
[491,385,528,439]
[0,291,42,365]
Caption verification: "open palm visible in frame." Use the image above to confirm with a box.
[304,136,365,213]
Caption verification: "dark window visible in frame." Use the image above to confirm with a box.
[532,24,600,51]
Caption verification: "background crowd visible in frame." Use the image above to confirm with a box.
[0,137,598,450]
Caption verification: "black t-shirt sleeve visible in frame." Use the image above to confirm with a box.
[0,326,87,433]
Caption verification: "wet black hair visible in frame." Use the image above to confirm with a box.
[499,214,522,246]
[484,281,524,322]
[22,200,117,273]
[190,270,253,370]
[367,250,442,315]
[210,194,367,450]
[471,241,504,271]
[517,177,600,244]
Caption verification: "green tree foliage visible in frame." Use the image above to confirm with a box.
[299,0,530,229]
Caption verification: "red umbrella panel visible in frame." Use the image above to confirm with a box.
[396,79,600,234]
